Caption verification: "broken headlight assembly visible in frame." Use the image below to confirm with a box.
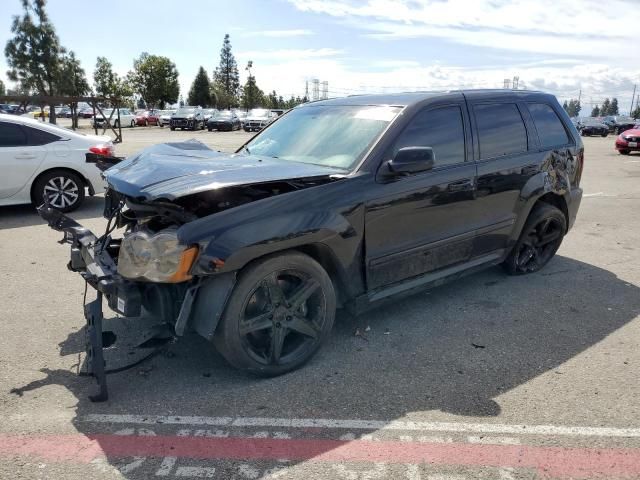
[117,228,198,283]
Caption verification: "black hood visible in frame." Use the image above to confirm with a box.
[104,141,345,201]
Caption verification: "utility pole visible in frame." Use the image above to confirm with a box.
[630,84,636,116]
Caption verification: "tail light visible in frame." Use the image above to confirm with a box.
[89,144,115,157]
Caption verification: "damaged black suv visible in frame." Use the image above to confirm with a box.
[41,90,583,399]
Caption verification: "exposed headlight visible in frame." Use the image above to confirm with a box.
[117,228,198,282]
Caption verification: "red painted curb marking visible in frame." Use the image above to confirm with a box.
[1,433,640,478]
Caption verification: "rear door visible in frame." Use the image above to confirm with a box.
[0,122,53,199]
[469,101,538,257]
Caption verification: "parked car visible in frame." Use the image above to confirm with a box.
[93,108,136,128]
[0,104,14,114]
[170,106,205,131]
[270,109,285,117]
[57,106,73,118]
[78,107,95,119]
[202,108,219,123]
[39,90,583,397]
[134,110,161,126]
[158,109,175,127]
[578,118,608,137]
[207,110,241,131]
[0,113,112,212]
[615,127,640,155]
[602,115,636,134]
[243,108,276,132]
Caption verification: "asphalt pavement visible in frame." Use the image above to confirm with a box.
[1,128,639,479]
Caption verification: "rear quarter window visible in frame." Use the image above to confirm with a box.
[23,126,60,146]
[473,103,528,160]
[527,103,570,148]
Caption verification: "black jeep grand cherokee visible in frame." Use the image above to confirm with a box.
[41,90,583,398]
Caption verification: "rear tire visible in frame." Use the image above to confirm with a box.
[502,203,566,275]
[33,170,85,213]
[619,150,630,155]
[601,132,607,137]
[213,252,336,376]
[170,126,175,131]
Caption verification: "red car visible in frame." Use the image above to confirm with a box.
[615,127,640,155]
[134,110,160,126]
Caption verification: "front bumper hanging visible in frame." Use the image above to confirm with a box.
[38,206,175,402]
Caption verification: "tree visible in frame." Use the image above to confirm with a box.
[212,34,240,109]
[128,52,179,109]
[5,0,66,122]
[57,51,89,128]
[610,98,619,115]
[0,79,5,96]
[632,104,640,120]
[266,90,278,109]
[564,98,581,118]
[241,73,264,110]
[179,95,184,107]
[591,105,600,117]
[187,66,212,107]
[94,57,118,97]
[600,98,611,116]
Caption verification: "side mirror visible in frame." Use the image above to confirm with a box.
[388,146,435,175]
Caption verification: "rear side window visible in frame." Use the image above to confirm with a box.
[528,103,570,148]
[0,122,27,147]
[393,105,466,167]
[23,126,60,146]
[474,103,527,159]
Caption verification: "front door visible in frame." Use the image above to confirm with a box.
[365,101,481,290]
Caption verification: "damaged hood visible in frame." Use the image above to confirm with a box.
[104,141,345,200]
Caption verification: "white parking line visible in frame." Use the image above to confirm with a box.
[81,414,640,438]
[583,192,604,197]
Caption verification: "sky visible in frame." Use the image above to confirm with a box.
[1,0,639,113]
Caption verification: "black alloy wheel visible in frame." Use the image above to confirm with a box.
[503,203,566,275]
[214,252,336,376]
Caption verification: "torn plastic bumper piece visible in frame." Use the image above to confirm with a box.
[37,205,172,401]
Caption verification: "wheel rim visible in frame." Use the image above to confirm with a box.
[239,269,326,366]
[515,217,563,273]
[43,176,79,209]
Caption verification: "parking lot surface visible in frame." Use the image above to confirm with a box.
[1,128,639,479]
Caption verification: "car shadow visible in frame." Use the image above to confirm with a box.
[8,255,640,477]
[0,195,104,231]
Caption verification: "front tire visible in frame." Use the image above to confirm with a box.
[502,203,566,275]
[130,120,135,128]
[619,150,630,155]
[213,252,336,376]
[33,170,85,213]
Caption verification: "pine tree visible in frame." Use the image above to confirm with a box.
[241,74,264,110]
[0,79,5,96]
[5,0,66,122]
[631,105,640,120]
[600,98,611,116]
[610,98,619,115]
[562,100,569,113]
[591,105,600,117]
[188,66,212,107]
[212,34,240,109]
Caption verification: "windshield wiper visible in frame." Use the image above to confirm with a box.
[242,146,251,155]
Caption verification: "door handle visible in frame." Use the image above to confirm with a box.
[15,153,37,159]
[448,179,473,192]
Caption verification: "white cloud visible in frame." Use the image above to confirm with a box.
[287,0,638,58]
[244,29,314,38]
[236,48,344,61]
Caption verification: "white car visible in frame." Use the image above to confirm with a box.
[0,113,113,212]
[93,108,136,129]
[158,109,176,127]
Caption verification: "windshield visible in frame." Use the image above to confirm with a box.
[217,111,232,118]
[243,105,401,170]
[248,109,269,118]
[176,107,197,115]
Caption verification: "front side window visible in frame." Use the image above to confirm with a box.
[528,103,570,148]
[392,105,466,167]
[245,105,401,170]
[474,103,528,159]
[0,122,27,147]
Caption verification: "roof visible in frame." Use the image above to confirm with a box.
[304,89,551,107]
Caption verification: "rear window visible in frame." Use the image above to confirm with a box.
[0,121,27,147]
[474,103,527,159]
[528,103,570,148]
[24,126,60,146]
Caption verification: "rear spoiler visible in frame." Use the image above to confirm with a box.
[86,153,124,172]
